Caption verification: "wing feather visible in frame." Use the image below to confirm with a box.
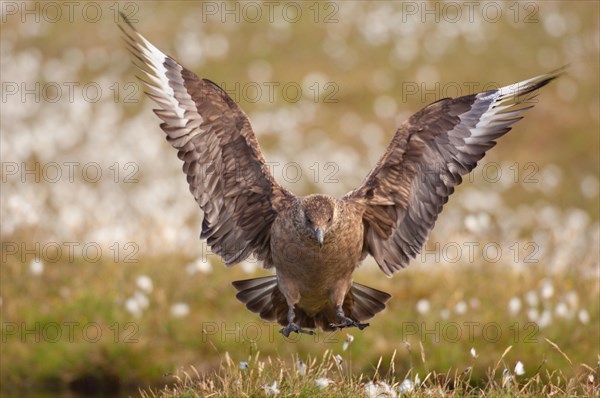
[119,16,294,267]
[344,67,565,276]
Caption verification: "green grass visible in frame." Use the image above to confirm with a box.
[2,250,598,395]
[141,349,597,397]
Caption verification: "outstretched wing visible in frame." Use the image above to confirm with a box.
[119,16,294,267]
[344,68,564,276]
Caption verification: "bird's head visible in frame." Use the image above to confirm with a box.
[300,194,337,248]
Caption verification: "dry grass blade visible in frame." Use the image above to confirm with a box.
[492,345,513,376]
[545,338,573,366]
[374,356,383,381]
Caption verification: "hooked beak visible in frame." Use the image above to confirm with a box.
[315,228,324,248]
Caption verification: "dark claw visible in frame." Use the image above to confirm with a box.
[329,320,370,330]
[330,306,370,330]
[279,323,314,337]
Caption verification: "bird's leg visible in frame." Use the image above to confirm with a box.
[279,306,314,337]
[329,306,369,330]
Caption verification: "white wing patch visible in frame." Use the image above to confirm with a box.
[464,70,557,145]
[120,18,205,149]
[123,25,193,128]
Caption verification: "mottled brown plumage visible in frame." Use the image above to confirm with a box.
[120,16,563,335]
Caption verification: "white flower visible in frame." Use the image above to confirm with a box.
[398,379,414,394]
[454,301,467,314]
[525,290,539,307]
[527,308,539,322]
[136,275,153,293]
[29,258,44,275]
[464,212,490,234]
[185,258,212,275]
[555,302,571,318]
[342,334,354,351]
[170,302,190,318]
[580,175,599,198]
[502,369,514,388]
[578,309,590,324]
[239,361,249,370]
[296,359,306,376]
[537,309,552,329]
[508,297,522,315]
[125,297,142,317]
[514,361,525,376]
[540,279,554,299]
[564,291,579,309]
[239,259,257,273]
[416,299,430,315]
[124,291,149,317]
[133,291,149,309]
[464,214,479,233]
[315,377,333,390]
[264,381,280,396]
[470,347,478,358]
[364,381,378,398]
[335,354,343,364]
[364,381,397,398]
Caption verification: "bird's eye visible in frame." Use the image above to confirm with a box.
[327,216,332,223]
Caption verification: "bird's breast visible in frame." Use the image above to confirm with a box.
[270,210,364,287]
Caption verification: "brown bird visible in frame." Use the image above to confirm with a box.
[120,17,563,336]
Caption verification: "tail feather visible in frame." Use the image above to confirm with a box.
[347,283,391,322]
[232,276,279,322]
[232,277,391,331]
[247,294,272,313]
[233,277,277,301]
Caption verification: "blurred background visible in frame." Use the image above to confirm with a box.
[1,1,598,396]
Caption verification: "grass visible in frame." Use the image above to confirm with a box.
[2,249,598,396]
[141,348,598,397]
